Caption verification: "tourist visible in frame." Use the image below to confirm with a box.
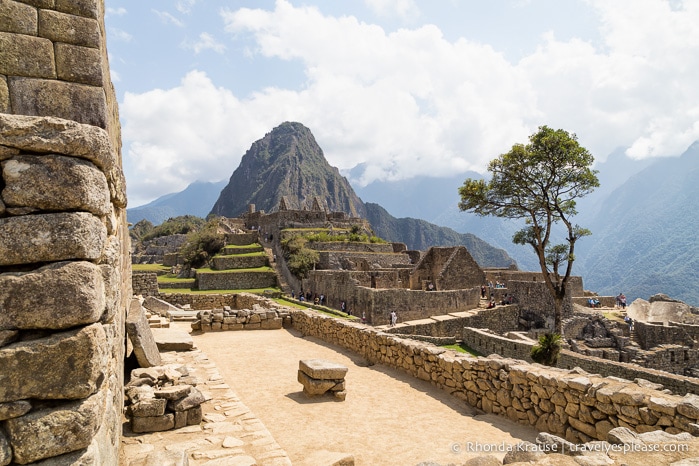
[390,310,397,327]
[481,285,486,299]
[291,290,295,299]
[341,301,347,313]
[487,299,496,309]
[428,283,434,291]
[361,312,366,324]
[620,293,627,309]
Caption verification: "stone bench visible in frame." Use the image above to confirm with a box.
[297,359,348,400]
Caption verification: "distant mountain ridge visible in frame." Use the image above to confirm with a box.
[127,180,226,225]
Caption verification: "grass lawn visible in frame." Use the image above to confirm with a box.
[214,251,267,258]
[160,287,282,295]
[195,266,274,273]
[442,342,481,357]
[132,263,170,273]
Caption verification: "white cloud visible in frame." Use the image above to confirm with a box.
[152,9,185,27]
[105,7,127,18]
[123,0,699,205]
[364,0,420,21]
[182,32,226,54]
[108,27,132,42]
[176,0,199,15]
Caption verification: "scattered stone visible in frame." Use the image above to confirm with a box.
[126,298,162,368]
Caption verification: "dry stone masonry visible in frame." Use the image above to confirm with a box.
[297,359,348,400]
[0,1,129,464]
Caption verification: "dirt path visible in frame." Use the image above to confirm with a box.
[189,324,539,465]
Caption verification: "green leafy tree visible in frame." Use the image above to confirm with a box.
[179,218,225,269]
[458,126,599,335]
[281,235,319,278]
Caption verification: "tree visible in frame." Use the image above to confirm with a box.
[458,126,599,335]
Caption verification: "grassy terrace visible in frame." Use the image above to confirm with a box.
[214,251,266,258]
[442,342,481,357]
[223,242,263,249]
[132,263,171,273]
[160,287,281,295]
[195,266,274,273]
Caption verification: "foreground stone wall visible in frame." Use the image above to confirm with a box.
[0,1,128,463]
[132,271,159,296]
[196,270,277,290]
[291,310,699,443]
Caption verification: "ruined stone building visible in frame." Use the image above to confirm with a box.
[1,1,129,463]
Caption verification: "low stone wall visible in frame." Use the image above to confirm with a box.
[635,321,695,350]
[291,309,699,443]
[386,305,520,338]
[224,232,258,246]
[212,254,268,270]
[309,241,396,253]
[132,271,159,296]
[156,292,273,311]
[317,251,411,270]
[462,327,699,395]
[191,307,287,332]
[196,270,277,290]
[635,345,699,376]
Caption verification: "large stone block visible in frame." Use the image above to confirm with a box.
[54,0,99,19]
[0,0,38,35]
[0,400,31,421]
[0,323,106,402]
[4,390,104,464]
[0,430,10,466]
[126,298,162,368]
[0,261,106,331]
[1,154,110,215]
[0,212,106,266]
[297,370,338,396]
[0,31,55,78]
[55,42,103,86]
[38,9,99,47]
[131,414,175,433]
[8,77,107,129]
[299,359,348,380]
[0,114,113,171]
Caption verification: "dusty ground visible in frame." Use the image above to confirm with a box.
[188,323,540,466]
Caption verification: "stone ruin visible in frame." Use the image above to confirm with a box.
[297,359,348,401]
[124,365,207,434]
[1,1,129,463]
[191,304,290,332]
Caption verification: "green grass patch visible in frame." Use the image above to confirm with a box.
[442,342,481,357]
[157,275,194,284]
[132,263,170,272]
[224,242,262,248]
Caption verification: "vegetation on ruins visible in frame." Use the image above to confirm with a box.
[281,235,320,279]
[530,333,563,366]
[303,225,386,244]
[458,126,599,335]
[130,215,207,242]
[179,217,226,270]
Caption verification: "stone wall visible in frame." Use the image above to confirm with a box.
[635,321,695,350]
[291,309,699,443]
[132,271,159,296]
[462,327,699,395]
[196,270,277,290]
[156,292,274,310]
[308,241,396,253]
[409,246,485,291]
[509,280,576,330]
[212,254,268,270]
[0,1,128,463]
[317,250,411,270]
[385,305,520,338]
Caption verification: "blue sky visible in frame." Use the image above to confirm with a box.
[104,1,699,207]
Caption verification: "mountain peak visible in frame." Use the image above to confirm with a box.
[210,122,366,218]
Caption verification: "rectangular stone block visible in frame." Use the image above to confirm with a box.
[0,323,106,402]
[8,77,107,129]
[0,75,8,113]
[297,370,337,396]
[0,261,105,330]
[38,8,99,47]
[131,398,166,417]
[0,31,55,78]
[4,390,104,464]
[186,405,203,425]
[0,212,107,266]
[55,42,103,86]
[0,0,38,35]
[2,154,110,215]
[299,359,348,380]
[126,298,162,368]
[55,0,99,19]
[131,414,175,433]
[174,410,187,429]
